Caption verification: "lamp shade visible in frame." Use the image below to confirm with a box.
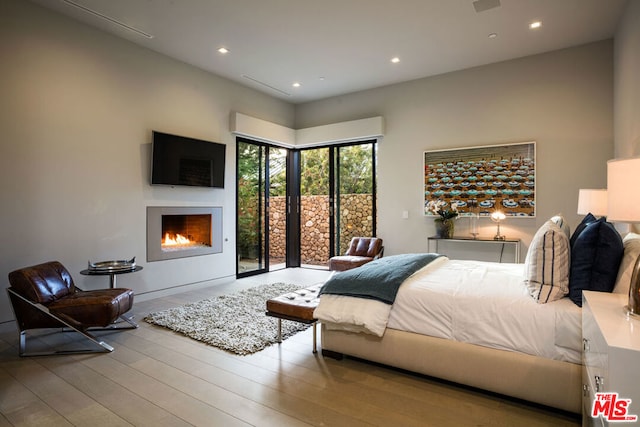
[577,189,607,216]
[607,157,640,222]
[490,211,506,222]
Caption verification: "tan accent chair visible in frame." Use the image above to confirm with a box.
[7,261,137,356]
[329,237,384,271]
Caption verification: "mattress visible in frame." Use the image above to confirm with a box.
[386,257,582,363]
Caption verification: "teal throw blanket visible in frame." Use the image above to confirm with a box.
[319,253,442,304]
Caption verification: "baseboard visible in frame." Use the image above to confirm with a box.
[134,275,235,302]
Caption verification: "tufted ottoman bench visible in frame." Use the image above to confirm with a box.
[266,283,323,353]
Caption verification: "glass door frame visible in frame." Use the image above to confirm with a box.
[236,137,377,276]
[237,137,294,277]
[236,138,268,277]
[296,139,377,266]
[333,140,377,257]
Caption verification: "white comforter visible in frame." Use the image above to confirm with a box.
[314,257,583,363]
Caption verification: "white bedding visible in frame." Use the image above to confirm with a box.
[315,257,583,363]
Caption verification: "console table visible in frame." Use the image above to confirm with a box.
[427,236,521,263]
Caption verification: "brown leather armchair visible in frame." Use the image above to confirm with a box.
[328,237,384,271]
[7,261,137,356]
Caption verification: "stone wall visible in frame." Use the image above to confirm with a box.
[268,196,287,260]
[269,194,373,265]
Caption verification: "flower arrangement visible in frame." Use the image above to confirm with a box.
[425,200,459,221]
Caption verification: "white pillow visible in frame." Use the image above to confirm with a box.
[524,219,570,303]
[613,232,640,294]
[550,214,570,240]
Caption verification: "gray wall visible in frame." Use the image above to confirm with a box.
[614,1,640,158]
[2,0,633,323]
[296,41,615,258]
[0,0,294,322]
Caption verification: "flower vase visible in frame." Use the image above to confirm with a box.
[435,219,454,239]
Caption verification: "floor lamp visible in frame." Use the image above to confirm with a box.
[608,157,640,315]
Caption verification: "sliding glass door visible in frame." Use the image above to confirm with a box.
[334,142,377,256]
[237,137,376,275]
[237,140,267,276]
[266,146,288,270]
[299,141,377,267]
[236,139,288,276]
[299,147,331,267]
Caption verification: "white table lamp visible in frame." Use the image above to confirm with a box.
[577,189,607,217]
[608,157,640,315]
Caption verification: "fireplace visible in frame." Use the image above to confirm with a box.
[147,207,223,261]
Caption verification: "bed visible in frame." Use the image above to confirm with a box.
[314,218,640,414]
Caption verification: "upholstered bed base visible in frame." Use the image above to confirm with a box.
[321,325,581,414]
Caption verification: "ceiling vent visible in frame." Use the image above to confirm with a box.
[241,75,291,97]
[61,0,153,38]
[473,0,501,13]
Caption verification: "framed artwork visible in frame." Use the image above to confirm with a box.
[424,141,536,217]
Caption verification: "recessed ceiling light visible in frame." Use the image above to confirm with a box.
[529,21,542,30]
[391,57,400,64]
[488,33,498,39]
[292,82,301,88]
[217,47,229,54]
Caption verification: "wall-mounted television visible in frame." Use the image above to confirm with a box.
[151,131,226,188]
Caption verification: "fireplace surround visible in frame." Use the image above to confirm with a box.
[147,206,223,262]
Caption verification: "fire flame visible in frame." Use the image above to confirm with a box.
[163,233,192,246]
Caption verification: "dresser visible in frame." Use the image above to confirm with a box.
[582,291,640,426]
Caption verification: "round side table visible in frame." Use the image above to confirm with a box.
[80,266,143,288]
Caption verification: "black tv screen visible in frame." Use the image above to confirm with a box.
[151,131,226,188]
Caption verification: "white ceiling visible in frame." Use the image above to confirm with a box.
[28,0,628,104]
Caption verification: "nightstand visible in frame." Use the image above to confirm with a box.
[582,291,640,426]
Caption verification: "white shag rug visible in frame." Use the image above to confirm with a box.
[144,283,311,355]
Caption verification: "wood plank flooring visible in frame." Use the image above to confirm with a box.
[0,268,580,426]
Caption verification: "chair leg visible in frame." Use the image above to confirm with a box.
[7,288,127,357]
[18,327,115,357]
[18,330,26,356]
[277,318,282,343]
[85,314,139,331]
[312,322,317,354]
[118,313,139,328]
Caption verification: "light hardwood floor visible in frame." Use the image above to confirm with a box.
[0,268,580,426]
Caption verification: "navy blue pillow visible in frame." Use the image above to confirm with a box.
[569,217,623,306]
[570,213,597,248]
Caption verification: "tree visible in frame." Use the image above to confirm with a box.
[338,144,373,194]
[300,144,374,195]
[301,148,330,195]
